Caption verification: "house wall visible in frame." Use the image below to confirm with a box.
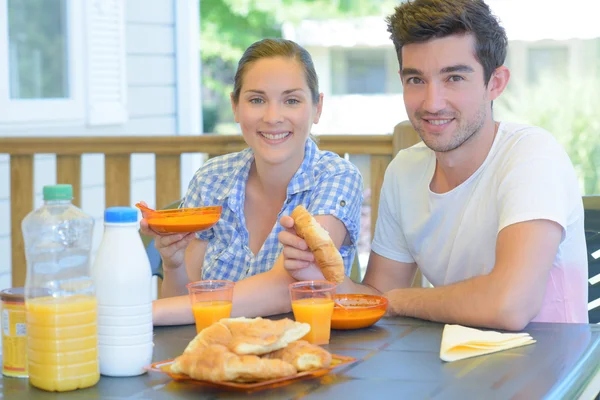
[507,38,599,90]
[305,44,407,135]
[0,0,196,290]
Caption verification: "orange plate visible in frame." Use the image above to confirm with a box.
[146,206,222,234]
[146,354,356,393]
[331,294,388,330]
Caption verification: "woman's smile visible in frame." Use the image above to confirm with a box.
[258,130,292,143]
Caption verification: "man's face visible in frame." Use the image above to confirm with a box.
[400,34,492,153]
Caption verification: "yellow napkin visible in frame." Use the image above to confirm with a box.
[440,324,536,362]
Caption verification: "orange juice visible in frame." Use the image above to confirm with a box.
[191,300,232,333]
[292,298,334,345]
[26,295,99,392]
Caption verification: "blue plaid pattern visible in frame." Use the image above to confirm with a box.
[182,139,364,282]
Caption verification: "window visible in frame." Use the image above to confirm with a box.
[331,48,387,95]
[8,0,68,99]
[0,0,84,123]
[345,48,387,94]
[0,0,127,126]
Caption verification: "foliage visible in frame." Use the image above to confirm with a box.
[199,0,399,130]
[202,104,219,133]
[496,73,600,194]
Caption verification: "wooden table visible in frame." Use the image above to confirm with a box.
[2,316,600,399]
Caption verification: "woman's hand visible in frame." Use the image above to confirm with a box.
[278,215,326,282]
[139,201,195,271]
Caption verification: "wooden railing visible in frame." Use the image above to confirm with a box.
[1,121,420,287]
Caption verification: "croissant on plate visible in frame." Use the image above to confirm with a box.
[170,317,334,383]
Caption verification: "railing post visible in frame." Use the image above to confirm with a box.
[57,155,83,207]
[10,155,34,287]
[105,155,131,207]
[155,155,181,209]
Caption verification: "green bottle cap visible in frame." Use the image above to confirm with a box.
[43,184,73,201]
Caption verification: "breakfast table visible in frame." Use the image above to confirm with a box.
[2,316,600,399]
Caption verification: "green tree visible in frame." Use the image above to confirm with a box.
[496,72,600,195]
[200,0,398,132]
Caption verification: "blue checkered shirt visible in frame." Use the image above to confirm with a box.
[181,139,364,282]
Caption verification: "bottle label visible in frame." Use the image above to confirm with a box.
[1,301,28,378]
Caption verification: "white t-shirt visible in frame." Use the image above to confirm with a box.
[371,122,588,323]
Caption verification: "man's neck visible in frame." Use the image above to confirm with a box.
[431,119,499,193]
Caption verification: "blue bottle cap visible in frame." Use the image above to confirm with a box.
[104,207,138,223]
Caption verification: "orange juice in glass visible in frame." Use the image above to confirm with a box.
[26,295,100,392]
[187,280,234,333]
[290,281,336,345]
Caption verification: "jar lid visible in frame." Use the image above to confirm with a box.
[0,287,25,303]
[43,184,73,201]
[105,206,138,223]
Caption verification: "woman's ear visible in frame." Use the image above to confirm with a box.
[230,92,239,123]
[488,66,510,101]
[313,93,324,124]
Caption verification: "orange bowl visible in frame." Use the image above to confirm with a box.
[331,294,388,330]
[147,206,222,234]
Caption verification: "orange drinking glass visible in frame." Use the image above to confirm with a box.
[289,281,336,345]
[187,280,234,333]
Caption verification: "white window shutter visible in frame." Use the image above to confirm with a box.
[85,0,128,125]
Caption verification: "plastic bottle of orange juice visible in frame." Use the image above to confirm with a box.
[21,184,99,392]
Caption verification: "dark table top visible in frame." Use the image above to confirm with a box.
[2,316,600,399]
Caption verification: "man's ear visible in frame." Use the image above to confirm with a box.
[230,92,239,123]
[488,66,510,101]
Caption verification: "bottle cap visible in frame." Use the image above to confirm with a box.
[105,207,138,223]
[43,184,73,201]
[0,287,25,304]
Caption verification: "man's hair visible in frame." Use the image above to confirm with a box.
[386,0,508,85]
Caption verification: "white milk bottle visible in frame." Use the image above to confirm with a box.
[92,206,153,376]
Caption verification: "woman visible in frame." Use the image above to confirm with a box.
[144,38,363,325]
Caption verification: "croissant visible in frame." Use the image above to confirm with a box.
[290,205,345,283]
[183,319,232,354]
[182,317,310,356]
[220,317,310,355]
[172,317,335,383]
[262,340,332,371]
[172,344,297,382]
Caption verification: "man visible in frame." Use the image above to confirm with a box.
[279,0,588,330]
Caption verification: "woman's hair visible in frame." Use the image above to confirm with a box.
[386,0,508,85]
[231,38,320,104]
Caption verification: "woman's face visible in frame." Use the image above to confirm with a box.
[232,57,323,168]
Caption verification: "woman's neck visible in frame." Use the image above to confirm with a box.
[249,156,301,199]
